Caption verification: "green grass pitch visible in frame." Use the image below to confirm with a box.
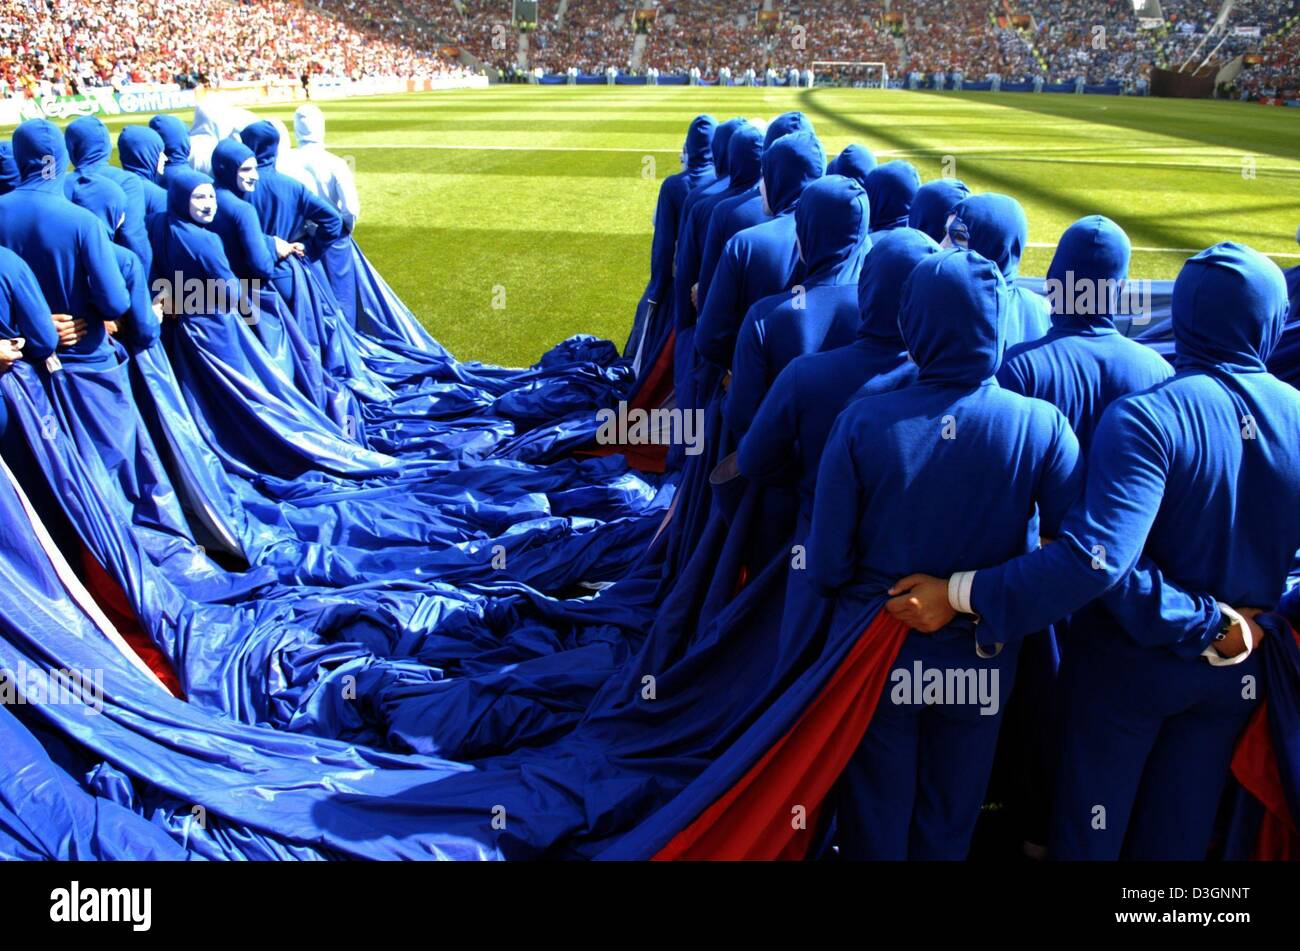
[65,87,1300,365]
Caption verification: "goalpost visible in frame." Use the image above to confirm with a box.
[811,61,890,89]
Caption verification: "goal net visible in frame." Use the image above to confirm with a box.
[812,61,889,88]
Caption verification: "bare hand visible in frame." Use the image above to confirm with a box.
[274,237,306,259]
[52,314,87,347]
[0,338,23,371]
[886,573,956,633]
[103,320,119,337]
[1216,606,1268,658]
[690,283,699,308]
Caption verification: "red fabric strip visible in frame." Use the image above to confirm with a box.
[655,611,909,860]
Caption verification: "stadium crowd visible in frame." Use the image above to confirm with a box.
[4,0,1299,96]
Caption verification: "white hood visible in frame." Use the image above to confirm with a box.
[294,105,326,148]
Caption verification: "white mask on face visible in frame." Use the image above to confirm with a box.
[189,184,217,224]
[760,177,772,217]
[236,157,258,193]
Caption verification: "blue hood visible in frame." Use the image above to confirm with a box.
[827,144,877,188]
[67,171,127,239]
[239,120,280,170]
[761,131,826,215]
[212,139,255,196]
[65,115,113,169]
[1046,214,1130,326]
[683,114,717,170]
[864,160,920,232]
[857,227,941,343]
[763,111,814,149]
[149,115,191,168]
[898,247,1006,386]
[795,174,870,285]
[166,168,215,222]
[950,192,1028,280]
[1172,242,1288,373]
[709,118,744,177]
[117,126,165,184]
[908,178,971,242]
[11,119,68,191]
[727,123,764,188]
[0,142,18,194]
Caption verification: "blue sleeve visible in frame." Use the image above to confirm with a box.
[673,215,701,329]
[117,252,160,350]
[724,305,769,440]
[738,359,801,485]
[696,208,729,308]
[236,206,279,282]
[299,186,343,245]
[4,259,59,359]
[81,223,131,321]
[695,238,745,369]
[970,398,1217,650]
[995,353,1030,396]
[646,177,680,306]
[116,192,153,278]
[807,413,865,594]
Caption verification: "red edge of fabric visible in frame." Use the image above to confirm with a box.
[1229,626,1299,860]
[654,611,910,861]
[79,545,185,699]
[629,328,676,414]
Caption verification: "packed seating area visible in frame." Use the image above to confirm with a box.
[2,0,1299,98]
[0,0,471,100]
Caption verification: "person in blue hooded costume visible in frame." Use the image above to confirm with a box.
[739,228,938,531]
[669,121,761,415]
[825,143,877,187]
[0,120,131,371]
[0,247,59,443]
[63,116,153,276]
[0,142,19,195]
[116,125,169,218]
[809,248,1083,859]
[148,114,192,186]
[627,114,715,362]
[725,173,871,441]
[695,112,815,311]
[999,215,1173,455]
[65,173,161,354]
[887,242,1300,860]
[945,192,1050,347]
[908,178,971,243]
[864,160,920,235]
[237,120,343,297]
[694,130,826,374]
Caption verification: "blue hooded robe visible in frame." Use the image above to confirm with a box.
[116,125,168,218]
[908,178,971,243]
[695,111,816,308]
[963,242,1300,860]
[948,192,1050,347]
[864,160,920,235]
[826,143,877,186]
[694,130,826,372]
[726,173,871,440]
[148,114,192,186]
[670,122,762,414]
[0,120,131,370]
[63,116,153,276]
[808,248,1082,859]
[998,215,1173,455]
[625,114,715,390]
[0,142,19,195]
[0,246,59,440]
[65,173,161,353]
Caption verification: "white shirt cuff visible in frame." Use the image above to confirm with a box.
[948,570,977,615]
[1202,602,1254,667]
